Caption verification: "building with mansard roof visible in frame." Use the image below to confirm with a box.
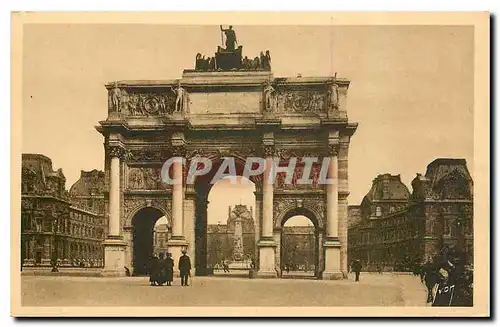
[21,154,106,270]
[348,158,473,271]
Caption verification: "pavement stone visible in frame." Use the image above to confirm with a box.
[21,273,428,307]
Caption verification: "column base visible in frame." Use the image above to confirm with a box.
[101,238,127,277]
[322,238,343,280]
[321,271,344,280]
[256,238,277,278]
[167,237,188,276]
[23,259,35,267]
[255,270,278,279]
[41,259,51,267]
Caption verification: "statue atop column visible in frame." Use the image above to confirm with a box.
[189,26,273,72]
[220,25,238,52]
[328,73,340,111]
[170,80,186,113]
[263,80,276,113]
[110,81,122,112]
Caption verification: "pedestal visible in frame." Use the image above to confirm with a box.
[167,237,188,278]
[101,238,127,277]
[256,239,278,278]
[321,239,343,280]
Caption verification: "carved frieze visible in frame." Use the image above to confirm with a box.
[126,149,170,163]
[274,164,323,190]
[276,90,325,114]
[185,147,259,160]
[123,89,177,116]
[275,148,325,161]
[127,167,169,190]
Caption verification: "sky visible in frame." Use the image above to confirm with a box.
[22,24,474,225]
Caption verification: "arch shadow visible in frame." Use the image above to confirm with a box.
[131,207,169,276]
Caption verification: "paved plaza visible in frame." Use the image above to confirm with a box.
[21,273,428,307]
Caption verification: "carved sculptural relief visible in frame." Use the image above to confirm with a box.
[127,167,168,190]
[276,90,326,114]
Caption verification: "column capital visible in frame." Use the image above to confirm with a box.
[327,143,340,157]
[107,145,126,159]
[172,145,187,157]
[263,144,276,157]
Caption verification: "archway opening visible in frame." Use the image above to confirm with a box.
[281,211,319,279]
[193,158,257,276]
[131,207,168,276]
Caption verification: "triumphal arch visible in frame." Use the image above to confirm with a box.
[96,30,357,279]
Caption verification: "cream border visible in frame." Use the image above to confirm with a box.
[10,11,490,317]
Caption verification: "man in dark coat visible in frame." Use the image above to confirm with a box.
[165,252,174,286]
[149,254,160,286]
[351,259,362,282]
[423,259,438,303]
[178,249,192,286]
[157,253,167,286]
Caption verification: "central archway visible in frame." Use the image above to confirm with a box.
[131,207,168,276]
[192,157,258,276]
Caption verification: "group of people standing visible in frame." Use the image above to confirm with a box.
[149,250,192,287]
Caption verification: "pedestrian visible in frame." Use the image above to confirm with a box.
[149,254,160,286]
[157,253,166,286]
[178,249,192,286]
[423,259,437,303]
[223,260,230,273]
[351,259,362,282]
[418,264,426,283]
[165,252,174,286]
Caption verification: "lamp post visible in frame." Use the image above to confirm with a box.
[51,217,59,272]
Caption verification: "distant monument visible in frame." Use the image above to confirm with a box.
[193,25,271,72]
[227,204,253,269]
[232,214,244,261]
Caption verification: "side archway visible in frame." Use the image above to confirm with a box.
[275,206,324,279]
[130,206,170,276]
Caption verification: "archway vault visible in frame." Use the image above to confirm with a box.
[123,198,172,228]
[273,198,325,231]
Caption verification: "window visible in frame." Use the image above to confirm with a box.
[389,206,395,213]
[376,206,382,217]
[444,219,451,236]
